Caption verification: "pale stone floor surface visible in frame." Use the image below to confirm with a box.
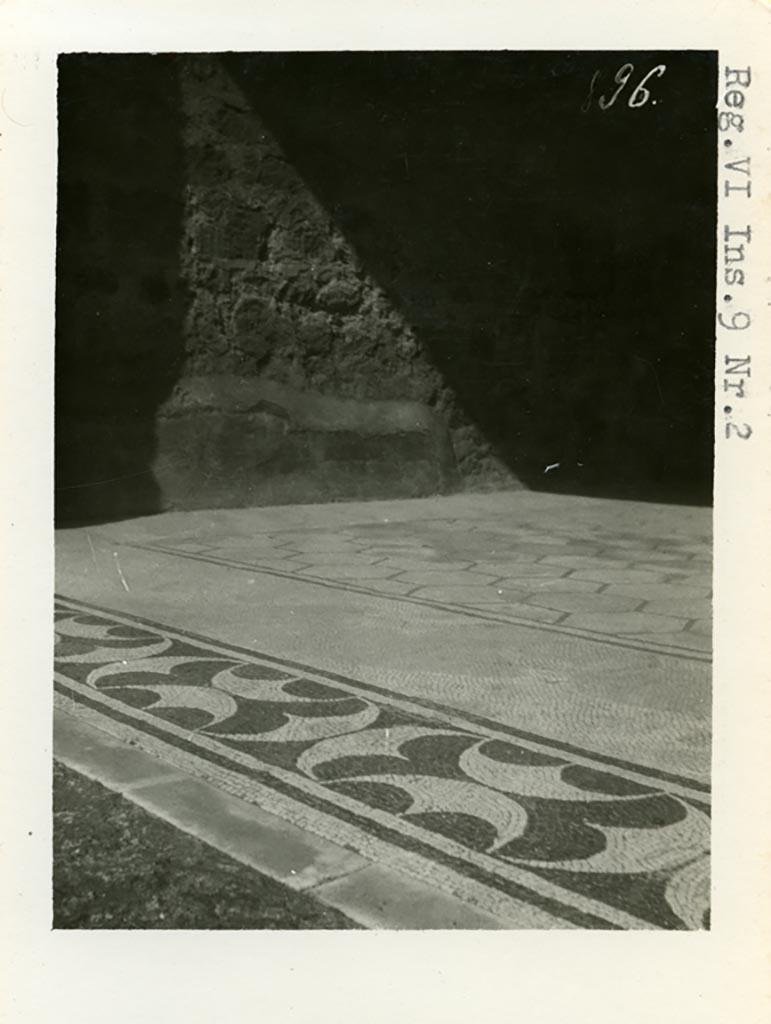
[54,491,712,930]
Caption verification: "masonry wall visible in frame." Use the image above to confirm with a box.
[178,57,507,485]
[55,53,717,523]
[223,52,716,503]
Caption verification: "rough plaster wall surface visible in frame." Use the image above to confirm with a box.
[177,57,517,488]
[153,376,458,510]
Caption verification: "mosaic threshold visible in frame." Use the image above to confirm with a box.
[54,595,710,930]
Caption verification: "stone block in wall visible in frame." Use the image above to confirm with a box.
[230,296,292,363]
[153,375,458,510]
[271,260,316,306]
[186,143,233,186]
[295,311,333,355]
[316,278,361,313]
[198,207,270,260]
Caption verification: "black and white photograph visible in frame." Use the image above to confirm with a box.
[1,4,769,1021]
[53,50,716,931]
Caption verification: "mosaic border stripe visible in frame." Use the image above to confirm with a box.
[130,542,712,664]
[56,594,709,794]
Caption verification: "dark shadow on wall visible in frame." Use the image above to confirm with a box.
[55,54,188,525]
[224,52,717,505]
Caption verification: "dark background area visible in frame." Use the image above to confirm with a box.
[56,54,188,522]
[226,51,717,500]
[56,51,717,523]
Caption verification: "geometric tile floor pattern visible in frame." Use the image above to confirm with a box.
[54,595,710,930]
[130,514,711,662]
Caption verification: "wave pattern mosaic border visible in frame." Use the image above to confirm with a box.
[54,596,710,930]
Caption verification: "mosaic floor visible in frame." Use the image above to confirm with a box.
[55,582,710,930]
[130,513,711,660]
